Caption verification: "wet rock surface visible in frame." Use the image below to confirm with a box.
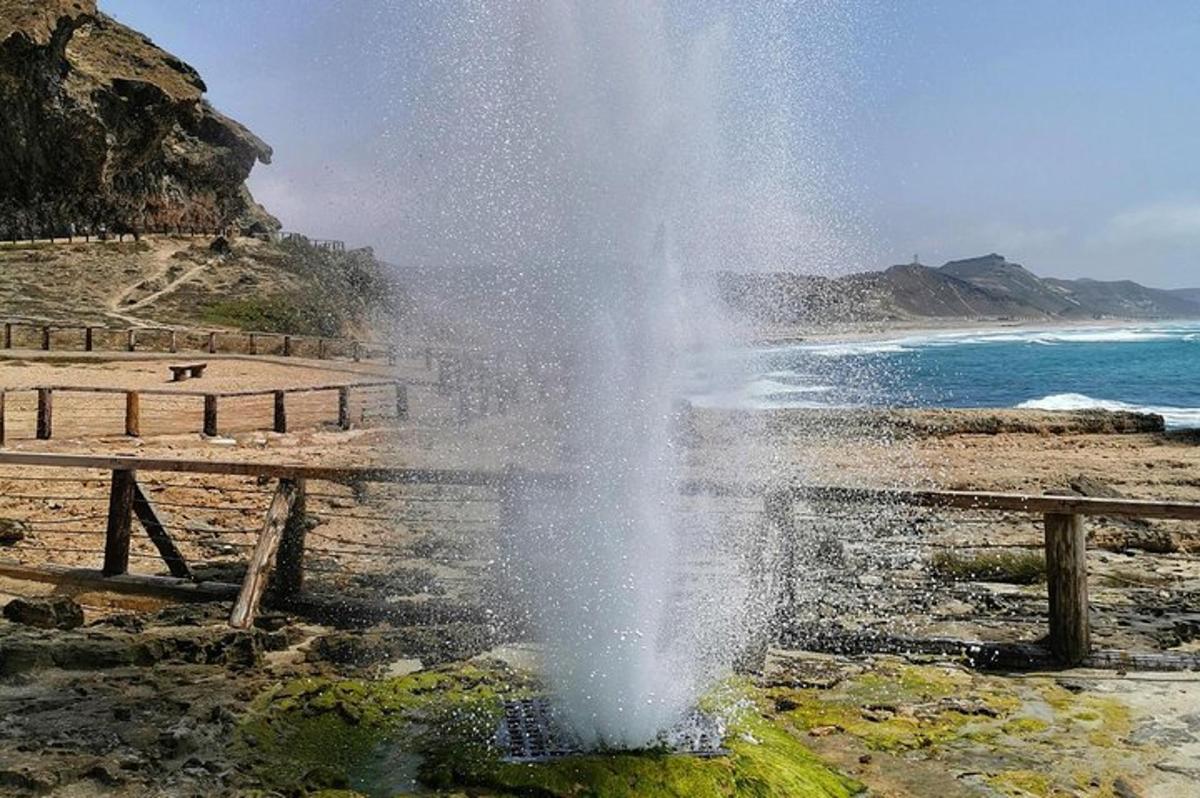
[0,598,499,796]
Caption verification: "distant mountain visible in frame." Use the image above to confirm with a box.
[1042,277,1200,319]
[712,254,1200,325]
[938,254,1083,316]
[1170,288,1200,309]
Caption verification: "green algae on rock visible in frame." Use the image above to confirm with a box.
[768,657,1156,798]
[233,661,862,797]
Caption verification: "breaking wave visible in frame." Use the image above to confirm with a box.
[1018,393,1200,428]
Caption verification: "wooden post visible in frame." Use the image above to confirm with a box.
[1045,512,1090,665]
[248,333,257,355]
[84,326,94,352]
[203,395,218,437]
[3,323,10,349]
[102,469,136,576]
[273,390,287,433]
[132,481,190,579]
[41,326,50,351]
[283,335,292,357]
[126,329,136,352]
[207,331,217,354]
[387,346,397,366]
[337,386,351,430]
[394,383,408,421]
[0,391,6,448]
[424,347,433,370]
[229,478,300,628]
[273,479,307,598]
[168,330,178,353]
[318,338,326,359]
[352,341,361,362]
[125,391,140,437]
[36,389,52,440]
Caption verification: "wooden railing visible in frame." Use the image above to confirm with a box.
[1,318,403,364]
[0,381,407,442]
[0,452,1195,665]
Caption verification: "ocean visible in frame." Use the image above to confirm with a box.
[696,321,1200,428]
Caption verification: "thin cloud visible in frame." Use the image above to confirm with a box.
[1103,202,1200,245]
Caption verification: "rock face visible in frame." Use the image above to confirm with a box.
[3,596,84,630]
[0,0,277,236]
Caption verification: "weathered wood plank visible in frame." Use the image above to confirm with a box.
[0,452,1195,523]
[0,452,517,486]
[0,561,238,601]
[273,479,307,598]
[756,483,1200,520]
[102,469,137,577]
[125,391,140,437]
[229,479,299,628]
[203,394,218,437]
[273,390,287,433]
[1045,512,1089,665]
[132,481,190,579]
[395,384,408,421]
[39,379,398,399]
[338,386,351,430]
[35,388,52,440]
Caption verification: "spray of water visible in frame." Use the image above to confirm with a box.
[381,1,862,747]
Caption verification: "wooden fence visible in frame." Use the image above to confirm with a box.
[0,453,1196,665]
[0,381,407,442]
[1,319,403,364]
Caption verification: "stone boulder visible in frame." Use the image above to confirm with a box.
[3,595,85,630]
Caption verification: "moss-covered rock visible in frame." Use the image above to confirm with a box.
[232,661,862,797]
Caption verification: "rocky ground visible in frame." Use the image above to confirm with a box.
[0,353,1196,795]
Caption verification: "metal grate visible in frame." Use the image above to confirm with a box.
[497,698,728,762]
[498,698,583,762]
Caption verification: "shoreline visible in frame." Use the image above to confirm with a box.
[745,315,1197,347]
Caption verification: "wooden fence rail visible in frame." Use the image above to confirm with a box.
[1,319,398,364]
[0,381,407,442]
[0,452,1195,663]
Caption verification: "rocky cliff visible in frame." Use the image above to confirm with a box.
[0,0,276,237]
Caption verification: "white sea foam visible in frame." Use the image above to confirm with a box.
[690,378,835,409]
[804,341,911,357]
[776,321,1200,358]
[1018,393,1200,428]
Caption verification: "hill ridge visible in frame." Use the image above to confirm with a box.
[713,254,1200,325]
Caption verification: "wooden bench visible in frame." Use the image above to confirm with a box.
[168,363,207,382]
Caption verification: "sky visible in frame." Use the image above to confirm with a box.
[100,1,1200,288]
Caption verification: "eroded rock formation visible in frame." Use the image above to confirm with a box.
[0,0,277,236]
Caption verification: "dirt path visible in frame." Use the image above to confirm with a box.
[105,239,205,327]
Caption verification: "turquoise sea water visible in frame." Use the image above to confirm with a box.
[700,321,1200,428]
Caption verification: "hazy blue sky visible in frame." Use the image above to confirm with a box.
[101,1,1199,287]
